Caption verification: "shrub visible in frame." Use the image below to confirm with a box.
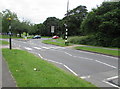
[68,36,91,44]
[111,37,120,48]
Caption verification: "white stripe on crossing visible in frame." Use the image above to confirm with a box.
[24,47,32,50]
[34,47,42,49]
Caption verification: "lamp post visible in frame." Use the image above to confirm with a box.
[7,16,12,50]
[65,0,69,45]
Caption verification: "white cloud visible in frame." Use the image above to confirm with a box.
[0,0,104,24]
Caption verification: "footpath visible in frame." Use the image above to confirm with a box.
[1,45,17,88]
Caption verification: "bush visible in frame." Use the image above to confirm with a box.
[68,36,91,44]
[68,35,120,48]
[111,37,120,48]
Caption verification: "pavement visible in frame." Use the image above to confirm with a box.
[2,57,17,87]
[0,38,119,88]
[0,44,17,88]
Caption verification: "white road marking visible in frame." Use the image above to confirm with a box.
[106,76,118,81]
[95,60,117,69]
[64,52,73,56]
[64,51,117,69]
[45,59,63,65]
[80,75,90,79]
[63,65,78,76]
[38,53,78,76]
[38,53,43,59]
[42,47,50,49]
[34,47,42,50]
[24,47,32,50]
[102,80,119,88]
[73,56,93,61]
[77,50,118,60]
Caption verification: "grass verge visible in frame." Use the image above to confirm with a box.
[75,46,119,56]
[0,40,9,45]
[42,38,71,47]
[2,48,96,87]
[0,35,23,39]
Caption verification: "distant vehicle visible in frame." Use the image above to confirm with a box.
[32,35,41,39]
[52,36,59,39]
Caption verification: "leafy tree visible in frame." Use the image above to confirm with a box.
[2,9,18,34]
[2,9,33,37]
[81,2,120,47]
[43,17,60,36]
[63,5,88,36]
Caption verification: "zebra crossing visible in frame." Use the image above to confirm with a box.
[24,46,65,51]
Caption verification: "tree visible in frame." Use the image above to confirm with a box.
[63,5,88,36]
[2,9,19,34]
[81,2,120,47]
[43,17,60,36]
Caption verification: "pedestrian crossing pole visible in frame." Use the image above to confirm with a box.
[7,16,12,50]
[65,0,69,45]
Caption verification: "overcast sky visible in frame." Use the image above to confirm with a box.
[0,0,105,24]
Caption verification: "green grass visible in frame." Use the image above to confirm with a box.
[0,35,23,39]
[42,38,71,47]
[2,48,96,87]
[0,40,9,45]
[75,46,119,56]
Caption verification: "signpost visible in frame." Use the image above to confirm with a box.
[51,26,54,36]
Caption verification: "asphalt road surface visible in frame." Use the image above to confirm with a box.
[9,38,119,88]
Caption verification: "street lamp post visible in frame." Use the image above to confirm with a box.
[65,0,69,45]
[7,16,12,50]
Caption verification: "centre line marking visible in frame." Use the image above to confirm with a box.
[64,52,117,69]
[77,50,118,60]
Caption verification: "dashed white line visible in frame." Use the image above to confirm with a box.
[45,59,63,65]
[38,53,78,76]
[64,52,117,69]
[77,50,118,60]
[95,60,117,69]
[63,65,78,76]
[38,53,43,59]
[80,75,91,79]
[73,56,93,61]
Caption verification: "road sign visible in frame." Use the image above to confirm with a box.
[51,26,54,33]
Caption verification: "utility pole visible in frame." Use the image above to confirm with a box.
[65,0,69,45]
[7,15,12,50]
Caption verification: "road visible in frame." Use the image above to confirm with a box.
[10,38,119,88]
